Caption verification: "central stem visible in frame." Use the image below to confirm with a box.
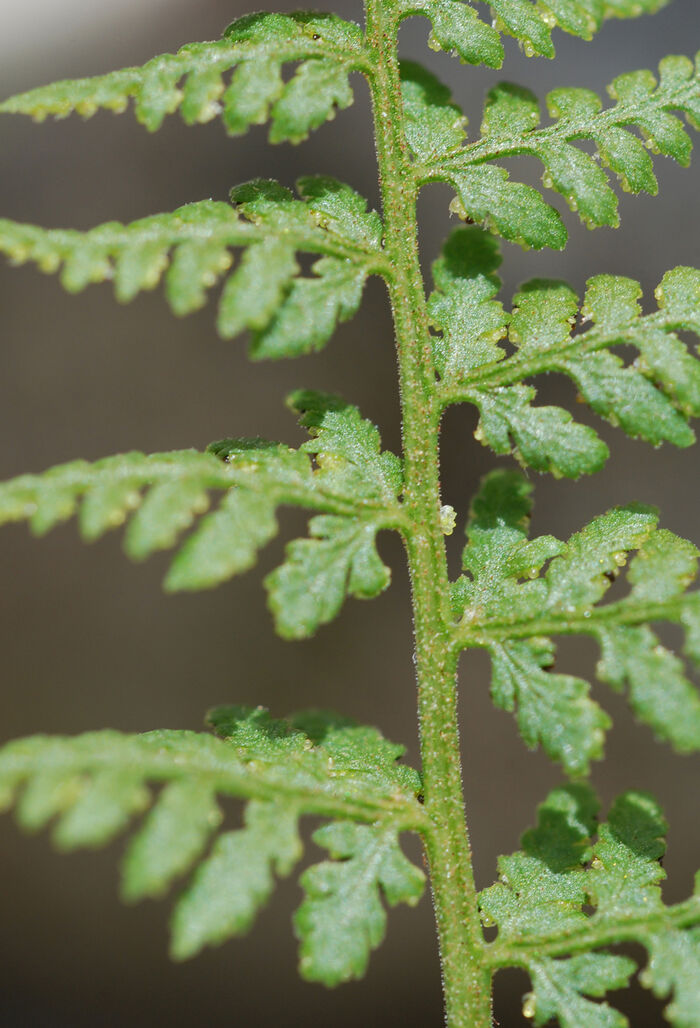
[364,3,492,1024]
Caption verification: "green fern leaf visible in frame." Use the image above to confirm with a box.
[121,779,223,902]
[171,799,302,959]
[206,705,419,795]
[642,932,700,1027]
[0,13,365,140]
[204,703,417,789]
[524,954,636,1028]
[0,708,424,967]
[480,783,598,938]
[447,165,568,250]
[267,57,353,144]
[0,446,301,586]
[452,471,700,772]
[0,395,403,628]
[489,639,610,774]
[295,176,384,250]
[295,821,425,985]
[409,56,698,244]
[266,515,392,639]
[398,70,566,247]
[596,625,700,753]
[399,0,669,66]
[482,785,700,1027]
[428,226,509,379]
[264,390,403,637]
[401,65,567,252]
[474,385,609,478]
[400,0,504,69]
[0,177,383,355]
[400,62,468,163]
[493,0,671,54]
[289,389,404,502]
[249,255,368,359]
[430,228,700,476]
[419,54,699,240]
[164,484,283,591]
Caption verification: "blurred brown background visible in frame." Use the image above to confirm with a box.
[0,0,698,1024]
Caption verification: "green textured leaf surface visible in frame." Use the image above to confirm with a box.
[411,0,503,68]
[481,82,541,139]
[400,62,467,162]
[121,779,222,902]
[483,784,700,1027]
[0,177,382,354]
[260,393,403,637]
[165,486,281,590]
[448,164,567,250]
[295,821,425,985]
[428,226,507,381]
[171,799,302,959]
[490,639,610,775]
[481,785,598,936]
[0,710,424,967]
[473,383,609,477]
[0,13,364,140]
[206,704,420,795]
[525,954,636,1028]
[289,390,404,502]
[430,229,700,474]
[418,53,698,242]
[454,471,700,769]
[596,624,700,752]
[400,0,669,65]
[248,255,368,359]
[642,930,700,1028]
[266,515,392,638]
[0,395,403,633]
[269,58,353,144]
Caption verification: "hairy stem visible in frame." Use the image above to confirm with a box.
[485,894,700,970]
[454,594,700,649]
[364,2,492,1023]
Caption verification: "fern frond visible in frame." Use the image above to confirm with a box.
[398,0,670,68]
[0,394,404,631]
[451,470,700,774]
[482,784,700,1027]
[429,226,700,477]
[0,13,367,141]
[0,707,425,969]
[0,178,385,358]
[409,54,699,246]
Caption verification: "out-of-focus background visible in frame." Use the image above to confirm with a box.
[0,1,698,1024]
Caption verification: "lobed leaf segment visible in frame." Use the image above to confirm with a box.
[482,784,700,1028]
[0,177,384,359]
[400,0,672,66]
[0,393,403,639]
[0,706,425,983]
[430,226,700,477]
[405,54,700,248]
[0,13,366,141]
[452,470,700,775]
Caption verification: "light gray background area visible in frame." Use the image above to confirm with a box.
[0,1,698,1024]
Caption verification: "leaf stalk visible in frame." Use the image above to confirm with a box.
[364,1,492,1023]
